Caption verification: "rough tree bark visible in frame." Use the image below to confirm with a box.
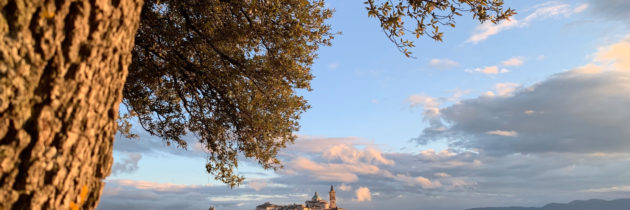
[0,0,142,209]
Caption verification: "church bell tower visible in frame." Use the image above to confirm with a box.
[329,185,336,208]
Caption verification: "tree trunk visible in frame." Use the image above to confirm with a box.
[0,0,142,209]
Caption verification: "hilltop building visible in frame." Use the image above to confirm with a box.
[255,185,345,210]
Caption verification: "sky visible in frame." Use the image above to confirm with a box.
[99,0,630,209]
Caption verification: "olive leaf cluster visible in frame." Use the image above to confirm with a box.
[366,0,515,57]
[123,0,334,187]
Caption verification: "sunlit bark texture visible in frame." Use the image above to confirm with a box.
[0,0,142,209]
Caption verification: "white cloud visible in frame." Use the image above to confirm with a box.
[355,187,372,202]
[467,2,588,43]
[581,185,630,193]
[523,2,574,23]
[574,3,589,13]
[339,183,352,191]
[467,57,523,75]
[408,90,471,117]
[501,57,525,67]
[429,58,459,69]
[447,89,471,102]
[408,94,441,117]
[467,66,510,75]
[284,135,367,154]
[112,153,142,175]
[467,19,520,43]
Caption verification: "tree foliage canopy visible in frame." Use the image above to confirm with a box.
[366,0,515,57]
[122,0,513,187]
[124,0,333,187]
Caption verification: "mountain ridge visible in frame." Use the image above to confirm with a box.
[466,198,630,210]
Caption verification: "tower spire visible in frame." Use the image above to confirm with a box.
[329,185,337,208]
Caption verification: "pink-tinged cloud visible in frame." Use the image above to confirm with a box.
[494,83,521,97]
[323,144,394,165]
[524,110,536,115]
[486,130,518,137]
[434,172,451,177]
[248,179,268,191]
[408,90,470,120]
[419,149,456,159]
[383,171,442,189]
[408,94,441,117]
[338,183,352,191]
[448,179,477,189]
[480,66,499,74]
[109,179,211,192]
[594,35,630,71]
[414,176,442,189]
[102,186,122,196]
[482,91,496,97]
[574,3,589,13]
[571,35,630,75]
[501,57,525,67]
[286,157,380,182]
[355,187,372,202]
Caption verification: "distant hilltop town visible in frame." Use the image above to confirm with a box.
[255,185,345,210]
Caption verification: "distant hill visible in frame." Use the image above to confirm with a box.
[466,198,630,210]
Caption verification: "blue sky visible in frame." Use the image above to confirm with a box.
[100,0,630,209]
